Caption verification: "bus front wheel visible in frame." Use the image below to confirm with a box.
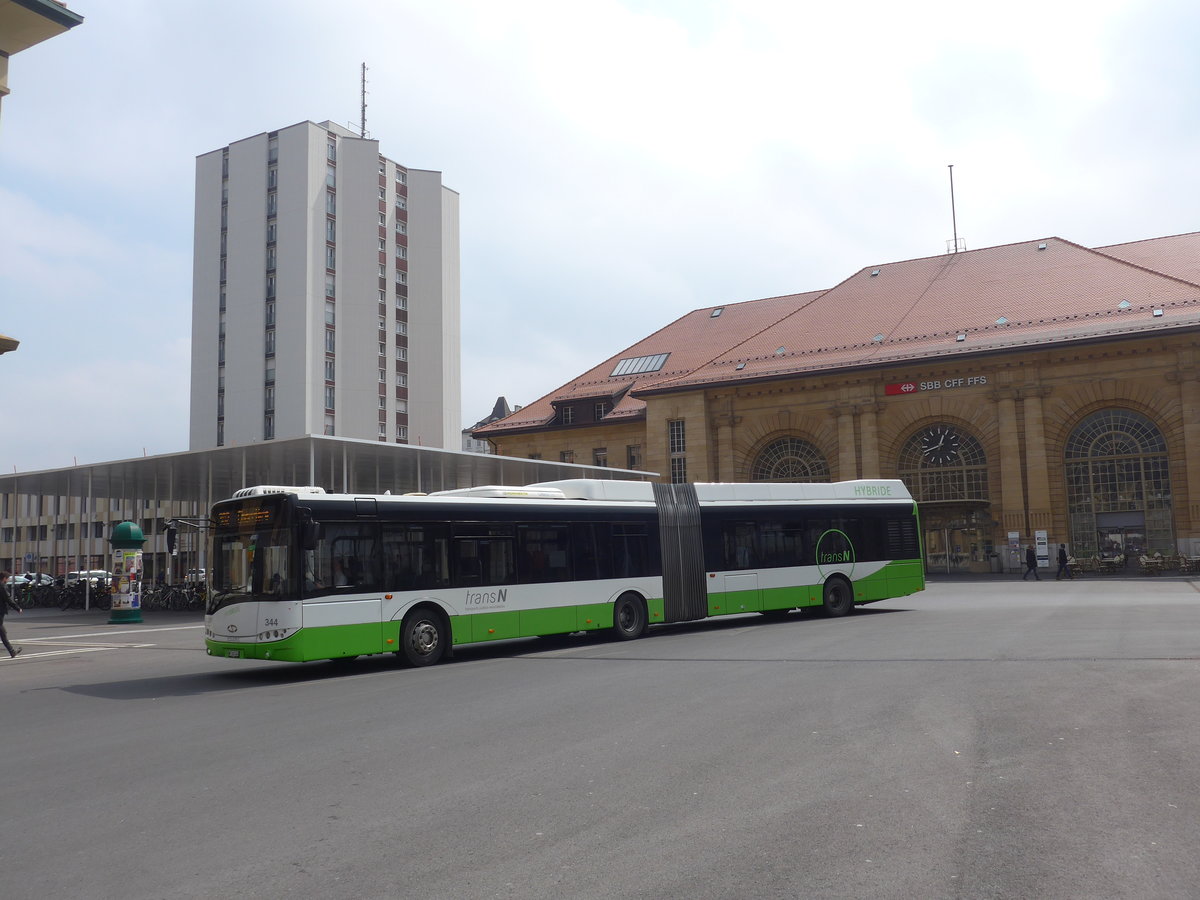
[399,607,447,667]
[822,577,854,618]
[612,593,647,641]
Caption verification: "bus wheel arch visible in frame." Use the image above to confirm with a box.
[398,603,450,667]
[821,575,854,617]
[611,591,648,641]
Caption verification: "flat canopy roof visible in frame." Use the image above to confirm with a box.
[0,435,652,505]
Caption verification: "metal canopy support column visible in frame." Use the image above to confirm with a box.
[168,461,175,584]
[87,470,94,571]
[204,455,213,574]
[152,468,159,584]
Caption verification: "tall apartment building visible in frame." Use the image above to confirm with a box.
[190,120,461,450]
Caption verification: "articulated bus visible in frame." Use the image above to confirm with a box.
[204,479,924,666]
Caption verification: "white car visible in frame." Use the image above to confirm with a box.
[65,570,114,587]
[8,573,53,587]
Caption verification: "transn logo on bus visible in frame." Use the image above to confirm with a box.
[815,529,856,578]
[465,588,508,607]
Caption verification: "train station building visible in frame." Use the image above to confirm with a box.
[475,231,1200,574]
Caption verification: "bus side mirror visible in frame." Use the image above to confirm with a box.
[301,519,321,551]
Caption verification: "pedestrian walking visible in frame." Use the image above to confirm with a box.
[1056,544,1072,580]
[0,570,24,658]
[1023,546,1040,581]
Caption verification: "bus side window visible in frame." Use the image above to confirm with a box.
[571,523,610,582]
[723,521,756,569]
[318,525,380,592]
[383,524,449,591]
[453,537,514,587]
[760,519,804,568]
[455,541,483,586]
[805,519,830,566]
[517,524,571,584]
[832,517,863,558]
[612,523,652,578]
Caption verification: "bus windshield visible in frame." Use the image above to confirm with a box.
[209,497,297,612]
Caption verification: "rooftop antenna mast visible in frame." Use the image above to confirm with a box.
[946,164,965,253]
[360,62,368,138]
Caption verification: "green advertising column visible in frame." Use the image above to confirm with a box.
[109,521,145,624]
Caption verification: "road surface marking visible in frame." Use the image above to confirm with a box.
[19,625,202,641]
[19,640,156,649]
[3,647,114,660]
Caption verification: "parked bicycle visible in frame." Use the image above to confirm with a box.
[58,580,112,611]
[141,582,206,612]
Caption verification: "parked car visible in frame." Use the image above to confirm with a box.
[185,568,207,583]
[8,573,53,587]
[65,570,114,587]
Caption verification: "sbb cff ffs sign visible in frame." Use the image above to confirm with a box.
[885,375,987,395]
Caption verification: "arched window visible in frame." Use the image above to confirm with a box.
[750,437,829,482]
[1065,409,1171,557]
[897,423,988,502]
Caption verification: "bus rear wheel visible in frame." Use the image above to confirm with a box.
[399,607,447,667]
[821,577,854,617]
[612,593,647,641]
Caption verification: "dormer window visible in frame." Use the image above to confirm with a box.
[561,406,575,425]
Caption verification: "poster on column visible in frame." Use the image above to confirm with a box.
[111,549,143,610]
[1035,530,1049,569]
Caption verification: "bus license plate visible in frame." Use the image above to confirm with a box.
[227,649,240,658]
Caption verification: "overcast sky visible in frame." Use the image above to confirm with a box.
[2,0,1198,474]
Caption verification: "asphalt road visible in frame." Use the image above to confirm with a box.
[3,577,1200,900]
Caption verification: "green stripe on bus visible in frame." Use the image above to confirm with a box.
[204,561,923,664]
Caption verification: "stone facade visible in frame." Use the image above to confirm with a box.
[480,234,1200,573]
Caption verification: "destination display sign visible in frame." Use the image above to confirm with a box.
[885,375,987,395]
[214,505,278,528]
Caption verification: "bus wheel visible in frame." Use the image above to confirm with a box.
[612,593,647,641]
[399,608,446,667]
[822,577,854,617]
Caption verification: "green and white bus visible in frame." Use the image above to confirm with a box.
[204,479,923,666]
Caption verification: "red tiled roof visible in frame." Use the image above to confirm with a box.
[1095,232,1200,286]
[474,291,823,435]
[477,233,1200,435]
[643,236,1200,394]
